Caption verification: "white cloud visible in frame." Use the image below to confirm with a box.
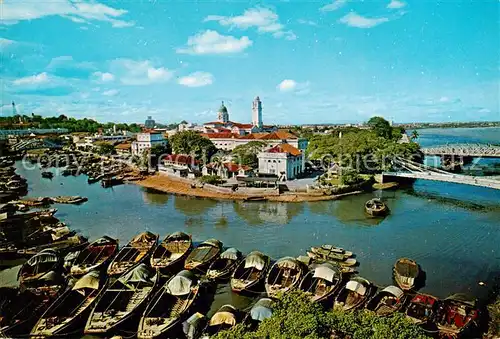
[93,71,115,82]
[13,72,49,86]
[0,38,16,49]
[439,96,450,103]
[1,0,134,28]
[320,0,348,12]
[387,0,406,9]
[297,19,318,26]
[278,79,298,92]
[176,30,253,55]
[112,59,173,85]
[47,56,95,72]
[339,12,389,28]
[178,72,214,87]
[204,7,295,40]
[102,89,119,96]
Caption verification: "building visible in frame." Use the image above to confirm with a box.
[115,142,132,155]
[202,162,253,179]
[252,96,263,128]
[158,154,199,179]
[131,132,167,156]
[145,116,156,129]
[257,143,304,181]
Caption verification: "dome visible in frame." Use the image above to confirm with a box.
[219,101,228,113]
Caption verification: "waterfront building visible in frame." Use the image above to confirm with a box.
[131,132,167,156]
[145,116,156,129]
[158,154,199,178]
[115,142,132,155]
[202,162,253,179]
[257,143,304,181]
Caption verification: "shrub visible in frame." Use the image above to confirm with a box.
[200,175,222,185]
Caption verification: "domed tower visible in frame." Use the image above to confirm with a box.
[218,101,229,123]
[252,96,263,128]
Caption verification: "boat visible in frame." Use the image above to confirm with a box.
[244,298,273,330]
[30,270,105,337]
[5,180,28,192]
[184,238,223,272]
[52,196,88,204]
[41,171,54,179]
[405,293,440,333]
[137,270,201,339]
[107,232,158,277]
[306,250,357,267]
[365,198,389,217]
[200,304,240,338]
[365,285,406,317]
[299,262,342,303]
[70,236,118,277]
[206,248,242,281]
[87,175,103,185]
[393,258,420,290]
[231,251,270,294]
[85,264,158,335]
[101,177,123,188]
[150,232,193,272]
[309,244,353,258]
[334,277,375,311]
[435,294,479,337]
[265,257,305,297]
[18,249,65,297]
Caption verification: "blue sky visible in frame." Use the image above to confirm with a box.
[1,0,498,124]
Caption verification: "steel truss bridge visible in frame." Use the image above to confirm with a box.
[421,144,500,158]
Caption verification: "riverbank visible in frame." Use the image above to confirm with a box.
[135,173,363,202]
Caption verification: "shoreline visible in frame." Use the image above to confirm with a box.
[135,174,364,203]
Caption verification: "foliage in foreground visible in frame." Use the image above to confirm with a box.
[213,290,430,339]
[200,175,223,185]
[487,295,500,338]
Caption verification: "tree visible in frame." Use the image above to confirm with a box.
[232,141,268,167]
[96,143,115,155]
[149,144,172,167]
[169,131,217,161]
[411,130,419,140]
[487,295,500,338]
[367,116,393,139]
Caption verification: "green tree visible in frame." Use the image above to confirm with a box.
[96,143,115,155]
[411,130,419,140]
[487,295,500,338]
[232,141,268,167]
[367,116,393,139]
[169,131,217,161]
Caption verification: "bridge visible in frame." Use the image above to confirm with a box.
[10,139,62,152]
[383,157,500,190]
[421,144,500,158]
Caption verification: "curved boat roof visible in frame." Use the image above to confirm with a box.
[201,238,222,249]
[382,285,404,299]
[250,298,273,321]
[210,305,237,327]
[244,251,268,270]
[167,270,197,296]
[220,248,242,260]
[445,293,476,307]
[118,264,155,285]
[92,236,118,245]
[275,257,301,270]
[346,280,367,295]
[26,249,59,266]
[130,232,157,244]
[312,263,340,282]
[72,270,100,290]
[167,231,190,241]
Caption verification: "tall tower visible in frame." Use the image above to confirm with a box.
[217,101,229,123]
[12,101,16,116]
[252,96,263,128]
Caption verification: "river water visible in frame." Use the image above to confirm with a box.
[4,127,500,318]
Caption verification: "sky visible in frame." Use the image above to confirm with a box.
[0,0,498,125]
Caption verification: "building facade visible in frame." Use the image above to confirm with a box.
[201,131,308,152]
[257,143,304,181]
[131,132,167,156]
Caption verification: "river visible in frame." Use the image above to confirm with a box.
[4,127,500,319]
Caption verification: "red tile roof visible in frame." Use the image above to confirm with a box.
[162,154,199,165]
[231,122,254,129]
[206,162,252,172]
[266,143,302,156]
[201,132,241,139]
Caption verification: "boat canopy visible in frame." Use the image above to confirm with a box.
[167,232,190,241]
[167,270,197,296]
[346,280,367,296]
[93,236,117,245]
[72,271,100,290]
[244,251,267,270]
[445,293,476,307]
[183,312,205,339]
[38,270,60,282]
[220,248,242,261]
[26,249,58,266]
[118,264,154,285]
[250,298,273,321]
[209,306,237,327]
[313,263,338,282]
[275,257,301,270]
[382,285,404,299]
[201,238,222,249]
[131,232,156,244]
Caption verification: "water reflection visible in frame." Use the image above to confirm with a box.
[233,201,303,225]
[141,188,170,205]
[174,196,218,216]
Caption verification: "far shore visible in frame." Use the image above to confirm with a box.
[135,174,364,203]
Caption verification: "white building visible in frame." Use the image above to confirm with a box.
[252,96,263,128]
[257,143,304,181]
[131,132,167,156]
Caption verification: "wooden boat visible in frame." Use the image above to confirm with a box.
[435,294,479,337]
[265,257,305,297]
[231,251,270,294]
[184,238,222,272]
[405,293,439,332]
[107,232,158,277]
[70,236,118,277]
[309,244,353,258]
[101,177,123,188]
[137,270,201,339]
[41,171,54,179]
[245,298,273,330]
[30,270,105,337]
[365,198,389,217]
[85,264,158,335]
[201,304,240,338]
[393,258,419,290]
[52,196,88,204]
[299,262,342,303]
[150,232,192,272]
[87,175,103,185]
[307,250,357,267]
[18,249,65,298]
[334,277,375,311]
[206,248,242,280]
[365,285,406,317]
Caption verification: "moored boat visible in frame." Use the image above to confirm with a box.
[265,256,305,297]
[70,236,118,277]
[231,251,270,294]
[405,293,440,333]
[200,304,240,338]
[85,264,158,335]
[18,249,65,298]
[309,244,353,258]
[365,198,389,217]
[41,171,54,179]
[137,270,201,339]
[30,270,105,337]
[393,258,420,290]
[334,277,375,311]
[184,238,222,272]
[206,248,242,281]
[244,298,273,330]
[150,232,193,272]
[107,232,158,277]
[299,262,342,303]
[365,285,406,317]
[52,196,88,204]
[435,294,479,338]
